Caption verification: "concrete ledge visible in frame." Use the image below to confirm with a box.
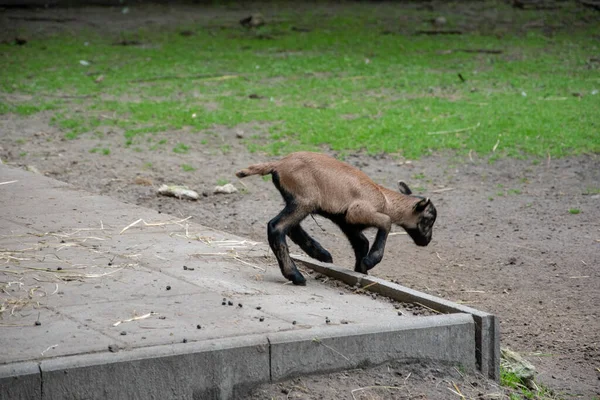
[269,313,475,382]
[293,255,500,380]
[40,335,270,400]
[0,362,41,400]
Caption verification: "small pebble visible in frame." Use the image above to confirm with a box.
[281,388,289,395]
[196,324,202,329]
[183,266,188,270]
[397,311,403,316]
[394,304,401,310]
[238,303,243,308]
[34,321,41,326]
[141,336,146,340]
[57,267,63,271]
[259,316,265,322]
[221,301,226,306]
[159,316,166,320]
[256,306,262,310]
[120,331,127,336]
[182,338,188,343]
[325,317,331,324]
[292,320,297,325]
[228,300,233,306]
[166,285,171,291]
[341,320,349,325]
[108,344,119,353]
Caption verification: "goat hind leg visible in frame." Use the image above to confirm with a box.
[267,206,308,285]
[288,225,333,263]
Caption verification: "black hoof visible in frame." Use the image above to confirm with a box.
[291,272,306,286]
[354,264,368,274]
[316,251,333,263]
[356,257,374,274]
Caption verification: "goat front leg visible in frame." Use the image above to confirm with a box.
[268,205,308,285]
[360,228,389,273]
[331,217,369,273]
[345,202,391,274]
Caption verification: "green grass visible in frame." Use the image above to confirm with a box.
[181,163,195,172]
[568,208,581,214]
[501,367,557,399]
[89,147,111,155]
[583,187,600,195]
[172,143,190,154]
[216,178,229,186]
[0,1,599,158]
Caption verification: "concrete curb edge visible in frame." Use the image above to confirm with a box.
[293,255,501,380]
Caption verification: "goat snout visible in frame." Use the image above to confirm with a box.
[406,228,432,246]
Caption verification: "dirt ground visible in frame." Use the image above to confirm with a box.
[1,4,599,399]
[2,112,599,398]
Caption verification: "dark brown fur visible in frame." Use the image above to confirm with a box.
[236,152,437,285]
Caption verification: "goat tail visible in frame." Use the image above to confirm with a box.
[236,162,277,178]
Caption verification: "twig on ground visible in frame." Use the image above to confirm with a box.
[0,180,18,185]
[432,187,454,193]
[41,344,58,356]
[447,382,466,398]
[353,281,377,293]
[119,216,192,234]
[233,256,266,271]
[427,122,480,135]
[492,138,500,152]
[113,311,155,327]
[191,251,266,271]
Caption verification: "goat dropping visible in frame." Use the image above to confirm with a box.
[236,152,437,286]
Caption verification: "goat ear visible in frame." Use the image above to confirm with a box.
[413,198,430,212]
[398,181,412,195]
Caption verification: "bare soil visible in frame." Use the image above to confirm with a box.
[1,4,599,399]
[2,112,599,399]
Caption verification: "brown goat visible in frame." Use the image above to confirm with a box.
[236,152,437,285]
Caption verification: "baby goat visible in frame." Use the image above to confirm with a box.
[236,152,437,286]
